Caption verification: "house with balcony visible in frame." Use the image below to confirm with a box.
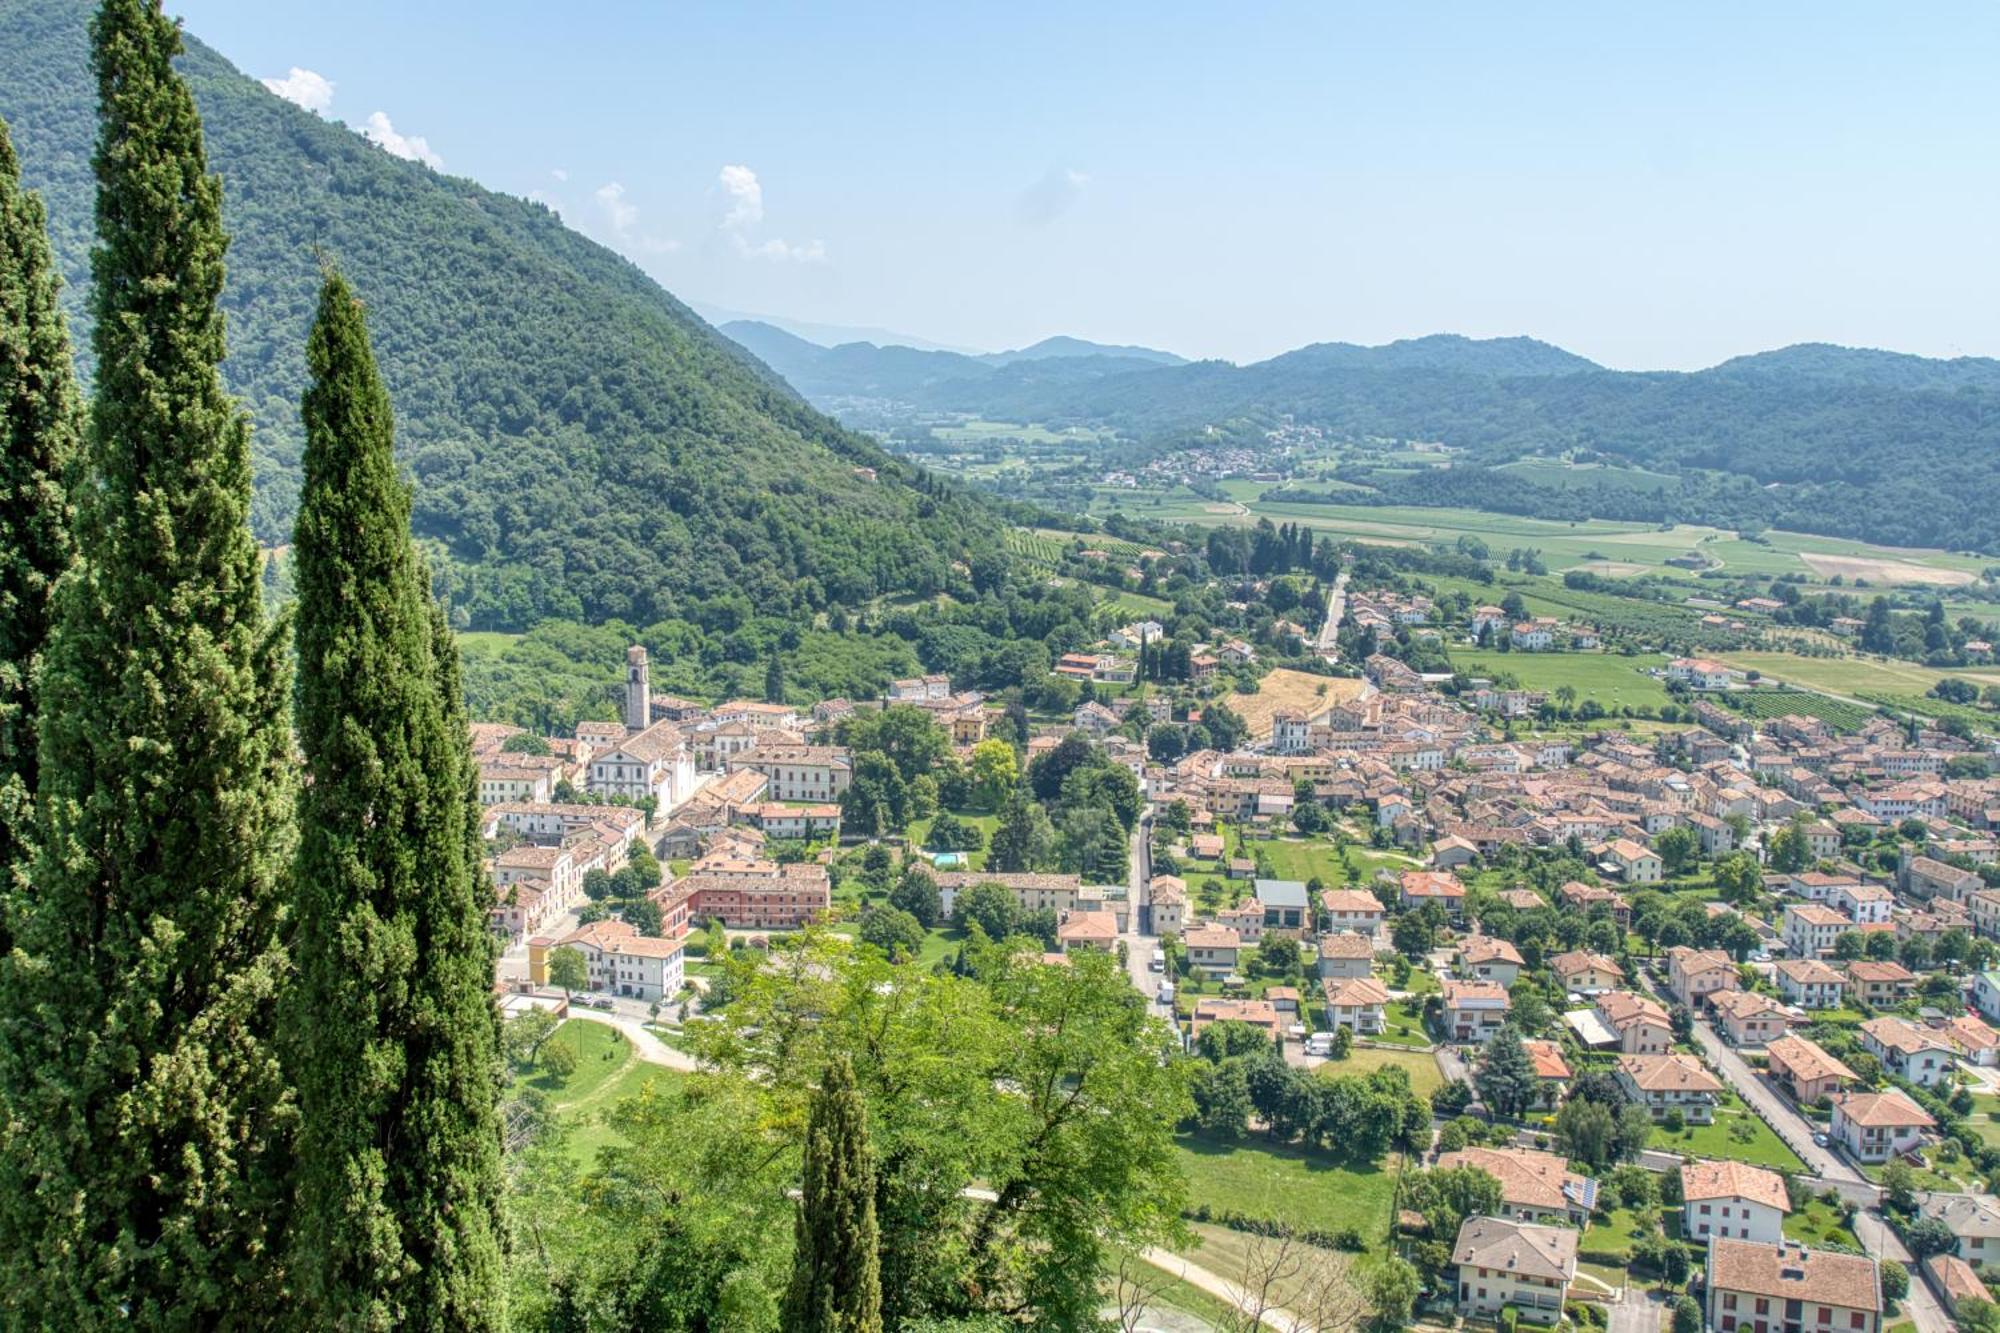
[1774,958,1847,1010]
[1858,1016,1955,1088]
[1830,1088,1936,1163]
[1615,1053,1722,1123]
[1550,950,1624,995]
[1764,1033,1857,1104]
[1452,1216,1576,1326]
[1710,989,1788,1046]
[1460,935,1525,987]
[1443,979,1511,1045]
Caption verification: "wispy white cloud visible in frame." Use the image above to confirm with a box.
[717,164,824,263]
[261,67,334,114]
[1017,166,1088,225]
[551,168,569,182]
[588,181,679,253]
[596,182,639,234]
[363,112,443,170]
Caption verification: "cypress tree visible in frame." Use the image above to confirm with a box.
[287,268,505,1328]
[0,114,81,935]
[782,1055,883,1333]
[0,1,296,1322]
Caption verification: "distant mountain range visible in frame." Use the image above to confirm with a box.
[1,0,999,630]
[719,319,1187,404]
[727,323,2000,554]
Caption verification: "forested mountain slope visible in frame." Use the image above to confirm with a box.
[826,329,2000,554]
[0,0,998,629]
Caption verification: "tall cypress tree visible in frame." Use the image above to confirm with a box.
[287,268,504,1328]
[0,114,81,935]
[0,1,295,1322]
[782,1055,883,1333]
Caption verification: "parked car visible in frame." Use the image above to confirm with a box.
[1812,1131,1829,1147]
[589,996,615,1011]
[1155,983,1174,1005]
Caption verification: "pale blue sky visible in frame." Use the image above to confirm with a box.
[175,1,2000,367]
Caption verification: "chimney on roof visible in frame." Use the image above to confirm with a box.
[625,645,651,732]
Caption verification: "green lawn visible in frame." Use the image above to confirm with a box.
[905,809,1002,871]
[1175,1134,1400,1239]
[1316,1044,1444,1097]
[509,1019,684,1162]
[1581,1205,1679,1259]
[1447,650,1673,710]
[1371,999,1433,1047]
[1783,1195,1858,1248]
[1966,1095,2000,1150]
[1649,1103,1804,1172]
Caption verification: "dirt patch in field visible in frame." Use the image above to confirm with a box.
[1572,560,1650,577]
[1799,554,1974,587]
[1202,502,1249,516]
[1234,668,1371,741]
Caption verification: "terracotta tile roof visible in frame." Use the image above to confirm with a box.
[1926,1253,1992,1309]
[1680,1160,1789,1213]
[1615,1053,1722,1095]
[1832,1088,1936,1130]
[1318,889,1384,913]
[1775,959,1846,986]
[1710,989,1787,1022]
[1860,1016,1954,1057]
[1438,1147,1594,1215]
[1521,1039,1572,1081]
[1442,979,1510,1007]
[1318,932,1376,960]
[1550,950,1624,981]
[1184,925,1241,950]
[1766,1034,1856,1086]
[1321,977,1391,1008]
[1595,990,1670,1032]
[1706,1239,1879,1313]
[1461,935,1525,967]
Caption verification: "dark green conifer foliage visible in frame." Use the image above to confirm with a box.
[0,0,295,1322]
[288,268,505,1329]
[0,113,81,932]
[782,1055,883,1333]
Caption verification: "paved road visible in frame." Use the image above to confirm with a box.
[1138,1247,1303,1333]
[1121,808,1162,1003]
[1314,568,1350,661]
[1607,1287,1663,1333]
[1685,1016,1865,1185]
[1854,1211,1953,1333]
[563,1006,697,1072]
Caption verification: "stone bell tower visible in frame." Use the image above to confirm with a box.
[624,645,650,732]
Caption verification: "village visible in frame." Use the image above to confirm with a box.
[466,571,2000,1333]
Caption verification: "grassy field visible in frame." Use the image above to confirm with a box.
[1783,1194,1859,1248]
[1175,1134,1401,1239]
[512,1019,683,1161]
[1315,1044,1444,1097]
[1718,651,2000,698]
[1448,649,1673,708]
[1133,486,1992,587]
[1580,1204,1675,1259]
[1649,1101,1805,1172]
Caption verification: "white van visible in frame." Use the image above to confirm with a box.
[1149,948,1166,972]
[1155,982,1174,1005]
[1304,1031,1335,1057]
